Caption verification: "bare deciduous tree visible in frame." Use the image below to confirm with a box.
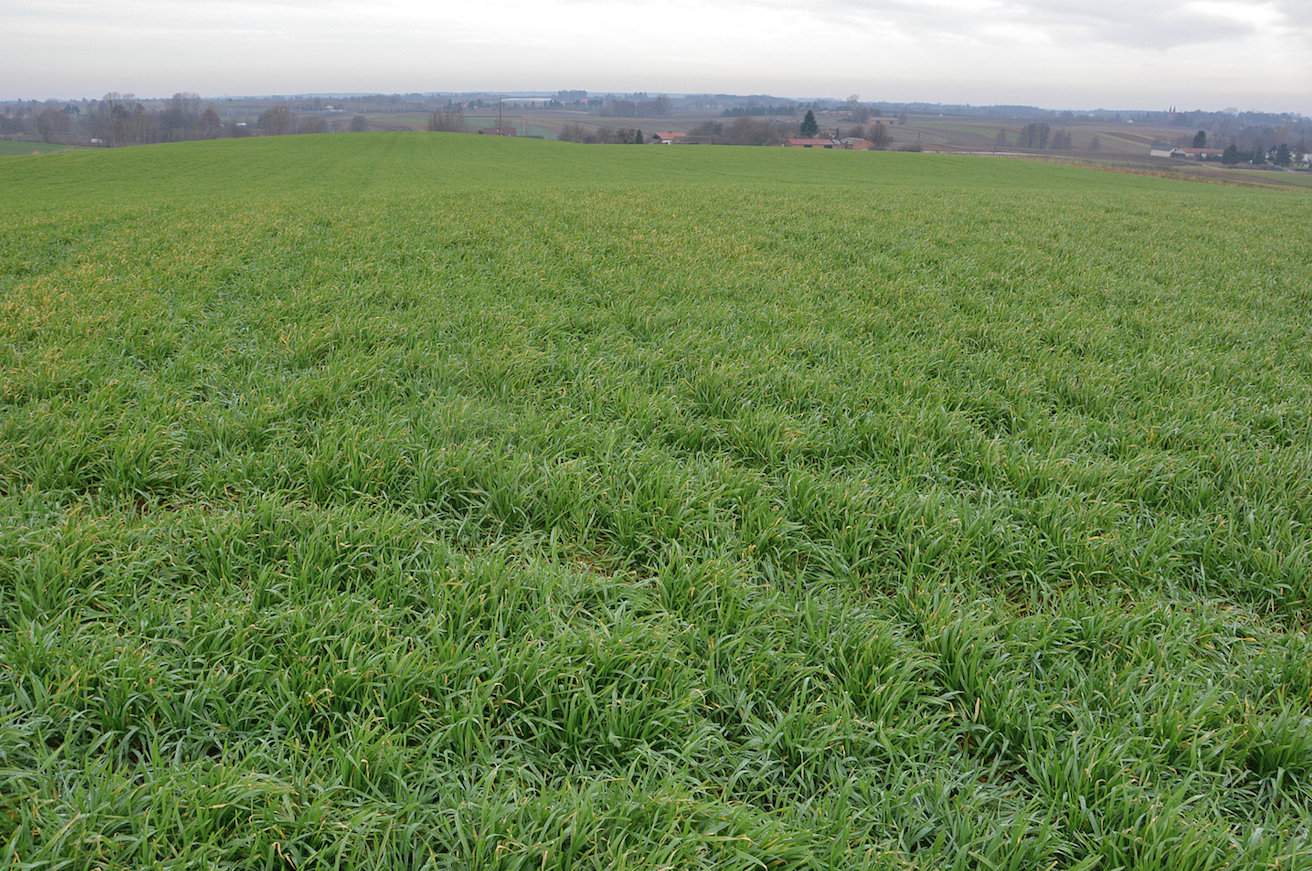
[558,122,589,142]
[258,105,294,136]
[868,122,891,148]
[35,108,71,142]
[427,108,464,132]
[199,108,222,139]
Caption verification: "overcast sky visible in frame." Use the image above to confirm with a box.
[3,0,1308,112]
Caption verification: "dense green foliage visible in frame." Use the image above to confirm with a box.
[3,133,1312,869]
[800,110,819,138]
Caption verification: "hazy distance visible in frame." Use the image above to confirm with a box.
[3,0,1309,113]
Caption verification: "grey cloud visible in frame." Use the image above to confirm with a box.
[762,0,1280,48]
[1007,0,1258,48]
[3,0,1306,110]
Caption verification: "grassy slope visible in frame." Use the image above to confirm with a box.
[0,140,69,156]
[2,133,1312,869]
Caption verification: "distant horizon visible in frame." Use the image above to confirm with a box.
[2,87,1306,120]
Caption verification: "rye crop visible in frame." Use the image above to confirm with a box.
[3,133,1312,869]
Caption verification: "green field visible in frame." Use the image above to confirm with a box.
[0,140,70,156]
[3,133,1312,869]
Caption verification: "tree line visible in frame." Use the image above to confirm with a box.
[558,124,647,144]
[552,111,898,148]
[1172,128,1306,166]
[427,109,465,132]
[598,95,672,117]
[1,93,371,146]
[722,104,797,117]
[1001,123,1076,150]
[1221,143,1299,166]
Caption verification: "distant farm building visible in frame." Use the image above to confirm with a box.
[1175,147,1225,161]
[1150,146,1225,161]
[500,97,554,108]
[786,138,838,149]
[651,131,687,144]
